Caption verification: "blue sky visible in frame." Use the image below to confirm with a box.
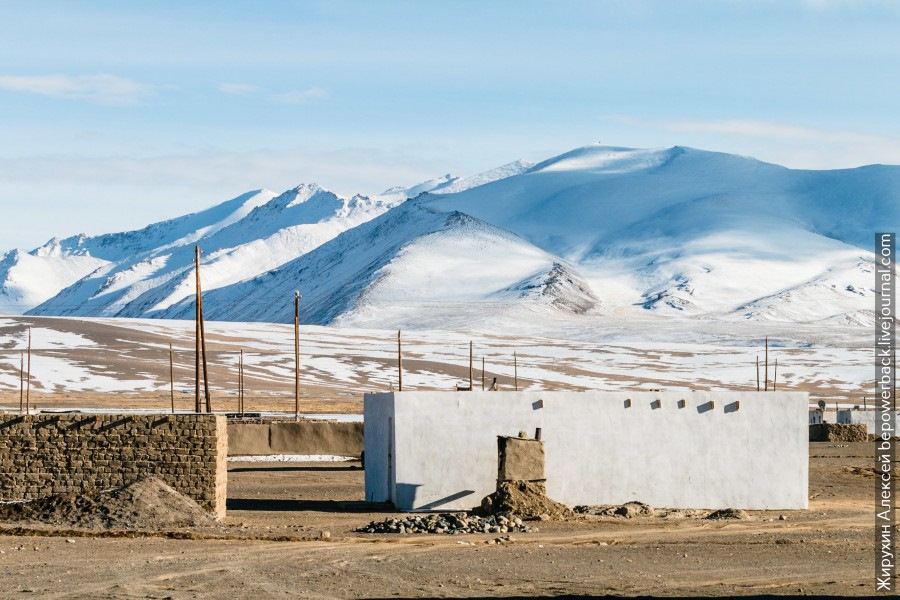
[1,0,899,249]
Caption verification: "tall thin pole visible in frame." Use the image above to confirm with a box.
[194,246,202,413]
[514,351,518,392]
[25,328,31,416]
[756,356,760,392]
[294,290,300,421]
[469,341,473,391]
[764,336,769,392]
[19,351,24,412]
[773,358,778,392]
[397,330,403,392]
[239,349,244,416]
[481,357,485,391]
[169,342,175,414]
[197,252,211,413]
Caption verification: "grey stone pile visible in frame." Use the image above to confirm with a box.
[358,512,536,534]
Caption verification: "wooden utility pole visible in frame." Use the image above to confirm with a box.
[169,343,175,414]
[514,351,518,392]
[755,355,760,391]
[25,328,31,415]
[468,341,473,391]
[195,247,212,413]
[195,246,202,413]
[294,290,300,421]
[19,351,24,412]
[239,349,244,416]
[397,330,403,392]
[481,357,485,391]
[764,336,769,392]
[773,358,778,392]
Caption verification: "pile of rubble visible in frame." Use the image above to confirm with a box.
[358,512,537,535]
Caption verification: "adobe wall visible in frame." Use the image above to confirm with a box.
[227,421,363,457]
[0,413,227,519]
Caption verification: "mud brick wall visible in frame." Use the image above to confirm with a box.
[0,413,227,518]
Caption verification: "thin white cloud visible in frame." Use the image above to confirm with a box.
[660,118,886,146]
[609,115,900,169]
[0,74,153,105]
[271,86,328,104]
[216,82,328,104]
[217,82,260,95]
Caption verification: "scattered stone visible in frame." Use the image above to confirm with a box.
[357,512,535,535]
[779,515,787,521]
[478,481,572,520]
[705,508,750,521]
[574,501,655,518]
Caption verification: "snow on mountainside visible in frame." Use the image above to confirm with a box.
[27,184,402,318]
[0,189,276,315]
[378,159,534,201]
[161,201,587,328]
[9,143,900,329]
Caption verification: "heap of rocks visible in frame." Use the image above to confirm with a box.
[358,512,536,535]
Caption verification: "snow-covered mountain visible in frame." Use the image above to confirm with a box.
[11,144,900,329]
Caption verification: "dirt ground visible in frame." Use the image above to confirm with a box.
[0,441,889,598]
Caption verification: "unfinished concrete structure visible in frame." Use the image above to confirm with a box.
[364,391,809,511]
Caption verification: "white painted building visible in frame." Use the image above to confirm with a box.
[836,409,899,435]
[364,391,809,511]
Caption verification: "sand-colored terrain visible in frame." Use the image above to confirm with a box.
[0,442,887,597]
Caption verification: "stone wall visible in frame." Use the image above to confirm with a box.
[809,423,868,442]
[0,413,227,518]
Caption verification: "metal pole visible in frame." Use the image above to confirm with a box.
[25,327,31,416]
[481,357,485,391]
[195,246,201,413]
[294,290,300,421]
[169,342,175,414]
[397,330,403,392]
[239,349,244,416]
[514,351,518,392]
[764,336,769,392]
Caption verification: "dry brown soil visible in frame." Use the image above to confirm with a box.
[0,442,891,598]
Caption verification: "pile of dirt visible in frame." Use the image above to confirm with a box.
[705,508,750,521]
[478,481,572,521]
[0,477,215,530]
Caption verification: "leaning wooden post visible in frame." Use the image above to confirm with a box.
[194,246,202,413]
[169,342,175,414]
[25,327,32,416]
[294,290,300,421]
[19,351,24,412]
[514,351,518,391]
[764,336,769,392]
[197,253,212,413]
[397,330,403,392]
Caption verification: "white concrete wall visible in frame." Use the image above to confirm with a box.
[364,391,808,511]
[809,410,823,425]
[363,393,394,503]
[836,410,900,435]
